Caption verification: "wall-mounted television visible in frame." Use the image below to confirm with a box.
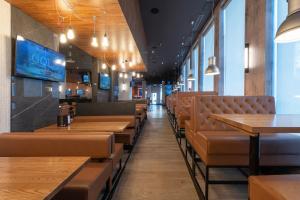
[82,73,90,84]
[76,89,85,96]
[99,73,111,90]
[15,35,66,82]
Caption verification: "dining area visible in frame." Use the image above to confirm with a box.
[167,93,300,200]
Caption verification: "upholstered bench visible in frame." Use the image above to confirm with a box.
[249,175,300,200]
[0,134,114,200]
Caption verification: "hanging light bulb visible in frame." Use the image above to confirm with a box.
[60,33,67,44]
[137,73,141,78]
[111,64,116,71]
[129,61,133,67]
[124,73,128,79]
[102,33,109,48]
[119,73,123,78]
[205,56,220,76]
[91,36,98,47]
[102,63,107,70]
[132,71,136,77]
[91,16,98,48]
[67,27,75,40]
[121,62,126,69]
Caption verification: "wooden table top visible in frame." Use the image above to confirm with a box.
[36,122,130,133]
[209,114,300,135]
[0,157,89,200]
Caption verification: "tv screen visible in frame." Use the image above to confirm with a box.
[76,89,85,96]
[82,74,90,84]
[165,84,172,96]
[15,35,66,82]
[65,89,72,96]
[99,73,111,90]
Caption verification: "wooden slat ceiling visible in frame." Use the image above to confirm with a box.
[6,0,146,72]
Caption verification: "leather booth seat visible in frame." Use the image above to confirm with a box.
[53,161,112,200]
[249,175,300,200]
[186,96,300,167]
[115,128,135,145]
[0,134,119,200]
[193,131,300,166]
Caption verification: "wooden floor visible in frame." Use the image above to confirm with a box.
[112,105,198,200]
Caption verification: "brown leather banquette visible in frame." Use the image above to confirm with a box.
[249,175,300,200]
[175,92,217,129]
[0,134,118,200]
[186,96,300,167]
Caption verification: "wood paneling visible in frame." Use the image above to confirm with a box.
[0,0,11,132]
[6,0,145,72]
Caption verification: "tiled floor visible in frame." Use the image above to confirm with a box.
[112,105,198,200]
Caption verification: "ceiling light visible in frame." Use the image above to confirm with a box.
[181,42,184,46]
[91,16,98,47]
[119,73,123,78]
[102,63,107,70]
[124,73,128,79]
[121,62,126,69]
[102,33,109,48]
[59,33,67,44]
[205,56,220,76]
[275,0,300,43]
[111,65,116,71]
[129,62,133,67]
[91,36,98,47]
[132,71,136,77]
[162,61,164,65]
[67,27,75,40]
[137,73,141,78]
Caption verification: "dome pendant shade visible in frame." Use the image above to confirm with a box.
[187,73,195,81]
[205,56,220,76]
[275,0,300,43]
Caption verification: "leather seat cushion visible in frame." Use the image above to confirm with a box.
[54,161,112,200]
[176,114,190,129]
[112,143,123,170]
[249,175,300,200]
[115,128,135,145]
[193,131,300,166]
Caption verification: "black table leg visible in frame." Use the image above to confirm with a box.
[249,134,260,175]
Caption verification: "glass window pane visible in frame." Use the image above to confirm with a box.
[201,25,215,91]
[223,0,245,95]
[192,46,199,91]
[274,0,300,114]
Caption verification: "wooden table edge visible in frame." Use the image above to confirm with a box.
[208,114,258,137]
[44,157,90,200]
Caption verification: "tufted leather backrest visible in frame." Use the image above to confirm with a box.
[192,96,276,131]
[175,92,218,117]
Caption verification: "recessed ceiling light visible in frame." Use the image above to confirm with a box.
[162,61,164,65]
[152,50,155,54]
[181,42,184,46]
[191,21,195,25]
[150,8,159,14]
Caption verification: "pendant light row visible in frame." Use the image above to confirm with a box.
[59,16,109,49]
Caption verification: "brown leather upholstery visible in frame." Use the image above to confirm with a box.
[53,161,112,200]
[175,92,217,128]
[0,134,112,158]
[115,128,135,145]
[185,96,300,167]
[249,175,300,200]
[191,96,275,132]
[73,115,136,128]
[112,143,123,170]
[194,131,300,166]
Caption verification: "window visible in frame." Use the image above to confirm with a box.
[181,63,187,91]
[201,25,215,91]
[186,57,191,91]
[192,45,199,91]
[273,0,300,114]
[222,0,246,95]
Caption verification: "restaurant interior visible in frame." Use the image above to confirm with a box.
[0,0,300,199]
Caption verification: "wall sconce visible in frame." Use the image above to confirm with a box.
[244,43,250,73]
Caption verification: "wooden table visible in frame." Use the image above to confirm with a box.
[209,114,300,175]
[36,122,130,133]
[0,157,89,200]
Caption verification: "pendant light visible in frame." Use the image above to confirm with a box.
[91,16,99,48]
[119,73,123,78]
[102,33,109,48]
[275,0,300,43]
[124,73,128,79]
[60,33,67,44]
[187,73,195,81]
[205,56,220,76]
[102,63,107,70]
[111,64,116,71]
[132,71,136,77]
[67,27,75,40]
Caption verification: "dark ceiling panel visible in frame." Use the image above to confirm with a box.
[139,0,216,82]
